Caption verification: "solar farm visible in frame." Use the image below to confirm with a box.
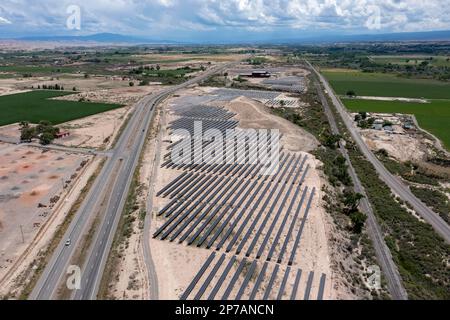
[262,76,307,93]
[211,88,300,108]
[150,94,331,300]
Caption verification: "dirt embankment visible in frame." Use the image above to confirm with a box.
[226,96,319,152]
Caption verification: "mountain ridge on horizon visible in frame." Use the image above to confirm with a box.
[3,30,450,45]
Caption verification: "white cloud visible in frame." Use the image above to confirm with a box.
[0,16,11,24]
[0,0,449,37]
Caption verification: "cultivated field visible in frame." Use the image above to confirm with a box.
[0,90,122,126]
[370,55,450,67]
[322,69,450,99]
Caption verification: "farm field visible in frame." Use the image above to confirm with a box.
[370,55,450,67]
[0,65,77,74]
[0,90,122,126]
[343,98,450,150]
[322,69,450,99]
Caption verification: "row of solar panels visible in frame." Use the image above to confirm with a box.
[181,253,326,300]
[162,132,279,175]
[155,153,316,265]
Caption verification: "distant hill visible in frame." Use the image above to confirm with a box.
[7,30,450,45]
[271,30,450,44]
[15,33,177,44]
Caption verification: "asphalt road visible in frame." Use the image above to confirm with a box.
[309,62,450,244]
[142,106,165,300]
[312,77,408,300]
[30,61,236,300]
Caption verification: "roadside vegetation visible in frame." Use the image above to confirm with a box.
[375,151,450,225]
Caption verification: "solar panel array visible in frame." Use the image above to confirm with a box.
[180,253,327,300]
[265,99,298,108]
[212,88,282,101]
[263,76,306,93]
[161,130,279,174]
[154,103,326,300]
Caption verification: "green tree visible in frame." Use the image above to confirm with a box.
[343,190,364,213]
[20,127,35,142]
[350,211,367,233]
[36,120,59,138]
[39,132,54,145]
[346,90,356,97]
[322,133,341,149]
[376,149,389,158]
[19,121,30,129]
[383,120,393,127]
[359,111,367,120]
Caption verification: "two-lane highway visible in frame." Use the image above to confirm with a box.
[30,61,238,300]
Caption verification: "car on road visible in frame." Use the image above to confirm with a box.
[65,239,71,246]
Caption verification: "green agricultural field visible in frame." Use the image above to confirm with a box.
[343,98,450,150]
[322,69,450,99]
[0,73,16,79]
[0,90,122,126]
[370,55,450,67]
[0,65,76,74]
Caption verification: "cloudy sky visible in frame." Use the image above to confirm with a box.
[0,0,449,42]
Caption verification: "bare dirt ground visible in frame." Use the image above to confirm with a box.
[0,142,99,297]
[57,106,134,150]
[0,74,161,98]
[351,112,436,163]
[53,83,163,105]
[361,129,428,163]
[226,96,318,152]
